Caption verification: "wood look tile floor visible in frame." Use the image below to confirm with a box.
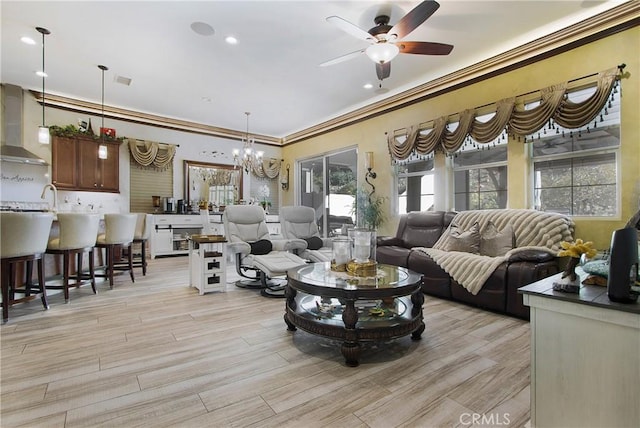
[1,257,531,428]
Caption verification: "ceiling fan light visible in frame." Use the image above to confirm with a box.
[365,43,399,64]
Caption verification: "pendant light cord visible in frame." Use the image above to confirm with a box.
[36,27,50,127]
[101,67,105,133]
[41,30,45,126]
[98,65,108,140]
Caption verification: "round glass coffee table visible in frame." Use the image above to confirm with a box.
[284,262,424,367]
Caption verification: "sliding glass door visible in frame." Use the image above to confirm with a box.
[298,148,357,237]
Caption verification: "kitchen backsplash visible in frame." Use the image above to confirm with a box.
[0,161,49,202]
[1,161,122,213]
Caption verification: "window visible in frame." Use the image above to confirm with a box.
[396,157,435,214]
[298,148,357,236]
[453,147,508,210]
[531,86,620,217]
[453,115,508,211]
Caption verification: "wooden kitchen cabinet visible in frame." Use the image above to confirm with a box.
[51,136,77,188]
[78,138,119,191]
[52,135,120,192]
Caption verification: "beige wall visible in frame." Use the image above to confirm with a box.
[282,27,640,249]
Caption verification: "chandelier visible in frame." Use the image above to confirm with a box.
[233,112,263,174]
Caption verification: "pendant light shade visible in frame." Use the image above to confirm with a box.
[36,27,50,144]
[38,126,50,145]
[98,64,108,160]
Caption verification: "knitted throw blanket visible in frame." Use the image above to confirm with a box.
[416,209,574,295]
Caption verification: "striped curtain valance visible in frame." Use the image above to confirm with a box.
[251,157,282,180]
[388,66,621,160]
[127,138,176,169]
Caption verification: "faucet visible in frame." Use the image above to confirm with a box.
[41,183,58,213]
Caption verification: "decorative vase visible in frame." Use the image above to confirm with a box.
[348,228,377,263]
[331,238,350,272]
[553,257,581,293]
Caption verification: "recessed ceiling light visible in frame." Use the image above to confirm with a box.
[21,36,36,45]
[363,83,373,89]
[191,21,215,36]
[35,71,48,78]
[225,36,238,45]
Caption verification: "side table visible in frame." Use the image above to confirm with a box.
[188,235,227,295]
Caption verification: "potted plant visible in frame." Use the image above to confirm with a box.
[352,188,386,231]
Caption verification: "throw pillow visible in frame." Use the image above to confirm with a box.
[249,239,273,255]
[304,236,324,250]
[480,221,513,257]
[444,222,480,254]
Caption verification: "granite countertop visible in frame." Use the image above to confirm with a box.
[519,270,640,315]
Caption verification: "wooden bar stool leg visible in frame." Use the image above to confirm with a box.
[8,263,16,302]
[1,260,10,323]
[76,251,84,287]
[89,249,97,294]
[108,246,114,289]
[63,251,71,303]
[141,240,147,276]
[128,243,135,282]
[25,260,33,296]
[38,258,49,310]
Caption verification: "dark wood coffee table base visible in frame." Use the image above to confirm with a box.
[284,263,424,367]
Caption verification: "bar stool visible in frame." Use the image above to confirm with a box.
[114,213,151,276]
[95,214,137,288]
[46,213,100,303]
[1,212,54,323]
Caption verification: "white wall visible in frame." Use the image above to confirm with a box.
[13,88,282,212]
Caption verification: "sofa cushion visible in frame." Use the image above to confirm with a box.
[401,211,448,248]
[481,221,513,257]
[444,222,480,254]
[408,251,452,298]
[376,246,411,268]
[450,263,507,313]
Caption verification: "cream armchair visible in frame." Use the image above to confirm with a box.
[279,206,333,263]
[223,205,307,297]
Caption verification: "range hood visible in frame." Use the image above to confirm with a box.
[0,84,48,165]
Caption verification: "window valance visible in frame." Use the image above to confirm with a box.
[388,66,621,160]
[127,139,176,169]
[251,157,282,180]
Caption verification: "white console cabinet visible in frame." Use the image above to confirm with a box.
[151,213,280,258]
[151,215,203,258]
[520,272,640,428]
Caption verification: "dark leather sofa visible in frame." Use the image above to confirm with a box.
[377,210,566,319]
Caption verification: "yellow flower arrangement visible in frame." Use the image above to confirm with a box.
[558,238,597,259]
[556,239,598,288]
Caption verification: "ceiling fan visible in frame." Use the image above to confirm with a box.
[321,0,453,81]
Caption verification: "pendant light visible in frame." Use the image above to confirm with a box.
[98,64,108,160]
[36,27,50,144]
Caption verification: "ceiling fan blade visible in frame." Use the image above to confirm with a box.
[320,49,365,67]
[389,0,440,40]
[376,62,391,80]
[326,16,375,42]
[398,41,453,55]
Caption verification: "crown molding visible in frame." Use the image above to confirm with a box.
[282,1,639,145]
[30,91,281,146]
